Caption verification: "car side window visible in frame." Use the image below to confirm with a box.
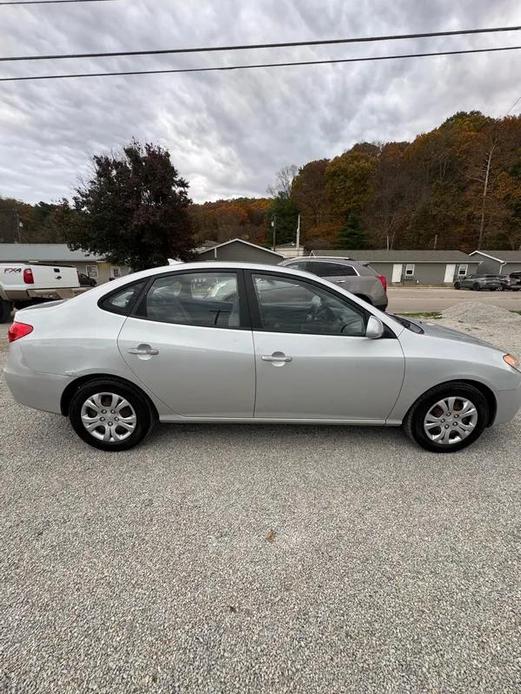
[252,274,366,336]
[142,272,240,328]
[99,280,146,315]
[308,262,356,277]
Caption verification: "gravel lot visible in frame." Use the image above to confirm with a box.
[1,305,521,693]
[388,286,521,313]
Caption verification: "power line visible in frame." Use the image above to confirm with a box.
[0,24,520,62]
[1,44,521,82]
[506,93,521,115]
[0,1,119,5]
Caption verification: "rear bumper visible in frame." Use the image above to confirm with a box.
[3,345,68,415]
[6,288,88,303]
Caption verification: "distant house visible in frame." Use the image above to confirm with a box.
[469,250,521,275]
[0,243,128,284]
[274,242,305,258]
[196,238,284,264]
[309,250,478,285]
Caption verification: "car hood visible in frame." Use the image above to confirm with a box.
[416,320,500,350]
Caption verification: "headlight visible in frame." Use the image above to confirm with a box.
[503,353,521,372]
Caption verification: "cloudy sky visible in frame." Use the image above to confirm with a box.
[1,0,520,204]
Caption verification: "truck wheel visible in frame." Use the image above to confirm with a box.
[0,299,13,323]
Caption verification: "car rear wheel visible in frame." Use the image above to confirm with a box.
[403,383,489,453]
[69,379,154,451]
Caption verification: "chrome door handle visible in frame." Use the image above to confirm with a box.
[261,352,292,363]
[128,345,159,356]
[336,279,346,284]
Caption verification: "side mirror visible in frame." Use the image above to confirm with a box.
[366,315,384,339]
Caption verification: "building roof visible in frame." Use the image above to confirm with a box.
[0,243,104,263]
[197,238,284,258]
[469,250,521,262]
[310,249,472,263]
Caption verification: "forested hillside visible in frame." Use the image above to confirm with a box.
[2,111,521,251]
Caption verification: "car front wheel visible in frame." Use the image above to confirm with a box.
[69,379,154,451]
[403,383,489,453]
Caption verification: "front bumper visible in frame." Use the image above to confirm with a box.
[493,380,521,425]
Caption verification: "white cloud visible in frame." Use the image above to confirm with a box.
[0,0,520,203]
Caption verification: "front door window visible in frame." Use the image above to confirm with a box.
[252,274,366,336]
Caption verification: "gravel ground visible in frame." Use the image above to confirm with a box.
[1,309,521,693]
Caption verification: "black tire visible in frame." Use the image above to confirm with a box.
[472,282,481,291]
[69,378,154,451]
[0,299,13,323]
[403,382,489,453]
[454,282,461,290]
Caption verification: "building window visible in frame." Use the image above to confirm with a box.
[404,264,415,278]
[457,264,468,277]
[86,265,98,279]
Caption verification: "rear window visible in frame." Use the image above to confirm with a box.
[99,280,146,315]
[307,262,357,277]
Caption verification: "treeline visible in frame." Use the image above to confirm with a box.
[270,111,521,251]
[2,111,521,251]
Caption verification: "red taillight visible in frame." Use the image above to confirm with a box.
[8,322,33,343]
[23,268,34,284]
[377,274,387,291]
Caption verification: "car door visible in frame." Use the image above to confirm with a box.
[117,270,255,417]
[247,271,405,422]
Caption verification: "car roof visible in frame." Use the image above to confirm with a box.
[82,261,321,298]
[284,256,368,266]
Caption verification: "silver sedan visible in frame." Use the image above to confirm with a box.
[4,262,521,453]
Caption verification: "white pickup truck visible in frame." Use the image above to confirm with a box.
[0,263,87,322]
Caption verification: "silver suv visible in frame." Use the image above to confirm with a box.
[281,256,388,311]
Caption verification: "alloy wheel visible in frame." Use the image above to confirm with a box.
[80,392,137,442]
[423,396,478,446]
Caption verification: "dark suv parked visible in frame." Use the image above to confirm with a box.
[281,256,388,310]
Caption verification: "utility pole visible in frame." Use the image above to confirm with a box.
[477,143,496,250]
[15,210,23,242]
[271,215,276,251]
[433,234,438,249]
[295,214,301,254]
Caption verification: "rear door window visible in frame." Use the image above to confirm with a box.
[141,272,241,329]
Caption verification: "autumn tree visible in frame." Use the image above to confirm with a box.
[291,160,331,243]
[68,141,194,270]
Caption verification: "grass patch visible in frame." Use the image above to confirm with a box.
[400,311,442,319]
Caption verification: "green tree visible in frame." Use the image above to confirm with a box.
[68,141,194,270]
[267,194,299,246]
[336,213,367,249]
